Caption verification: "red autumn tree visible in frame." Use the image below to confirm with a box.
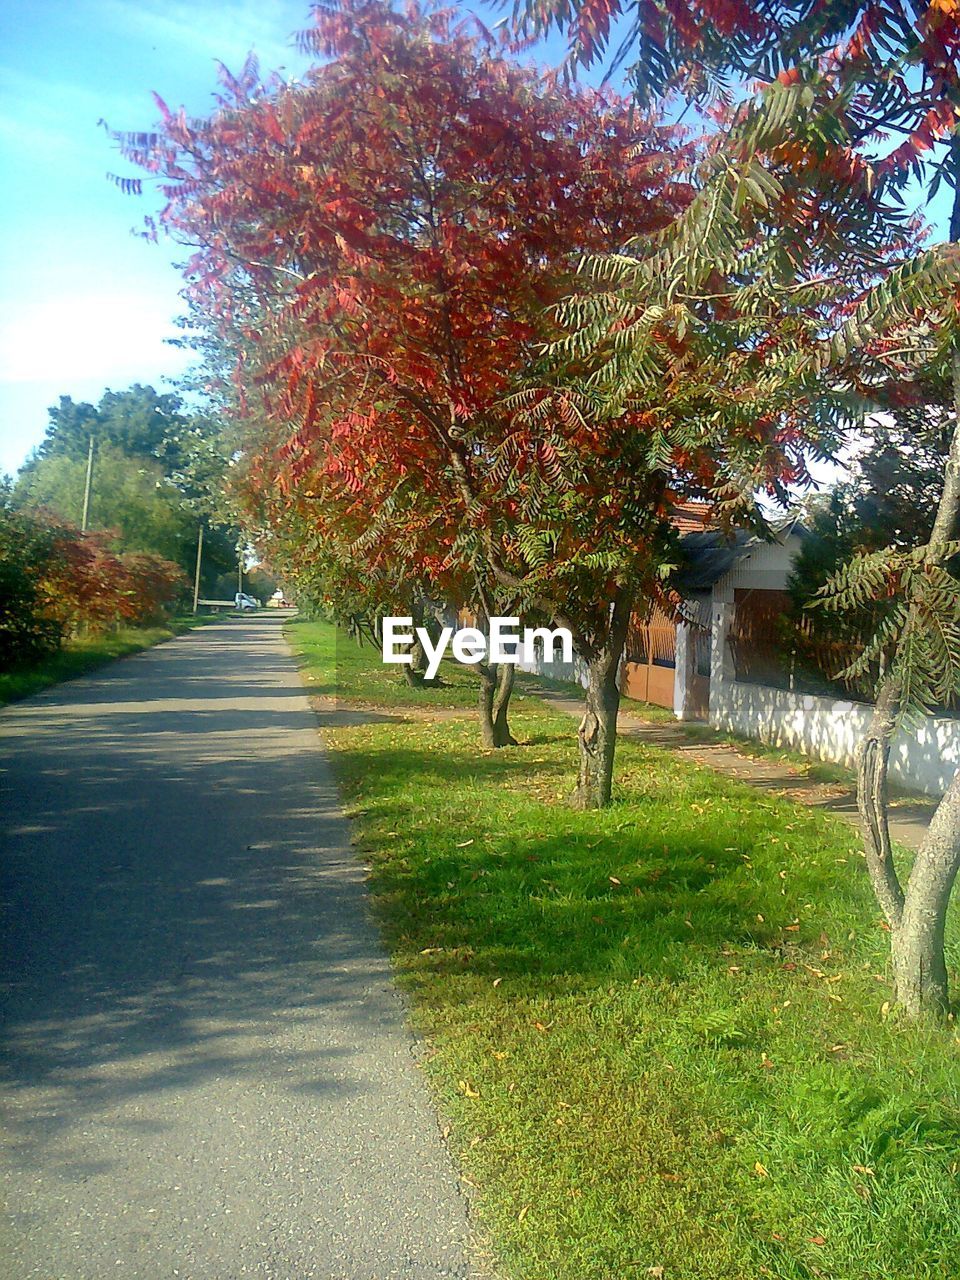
[118,0,828,804]
[0,493,184,664]
[244,459,528,746]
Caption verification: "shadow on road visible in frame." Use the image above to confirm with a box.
[1,623,395,1178]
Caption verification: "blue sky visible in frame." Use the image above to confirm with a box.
[0,1,577,477]
[0,3,950,480]
[0,2,310,473]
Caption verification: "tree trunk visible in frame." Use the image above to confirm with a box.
[478,661,498,745]
[575,590,633,809]
[855,343,960,1018]
[476,614,517,748]
[576,656,621,808]
[857,677,905,928]
[885,360,960,1016]
[402,662,424,688]
[401,595,430,686]
[881,151,960,1015]
[891,767,960,1016]
[493,660,517,746]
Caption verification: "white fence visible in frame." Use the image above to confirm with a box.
[513,596,959,798]
[710,678,959,798]
[515,647,590,688]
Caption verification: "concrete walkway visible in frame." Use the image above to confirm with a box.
[531,687,935,851]
[0,616,475,1279]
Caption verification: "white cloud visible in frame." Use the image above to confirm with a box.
[0,289,192,474]
[0,290,190,385]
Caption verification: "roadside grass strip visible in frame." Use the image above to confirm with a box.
[0,614,219,707]
[291,619,960,1280]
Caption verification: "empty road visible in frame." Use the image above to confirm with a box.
[0,616,475,1279]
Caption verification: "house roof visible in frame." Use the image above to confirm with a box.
[670,500,712,534]
[676,528,754,592]
[676,521,808,592]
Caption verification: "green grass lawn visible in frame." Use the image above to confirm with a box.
[0,613,219,707]
[288,613,481,708]
[290,618,960,1280]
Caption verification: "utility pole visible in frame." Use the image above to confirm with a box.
[237,541,244,598]
[81,433,95,531]
[192,523,204,614]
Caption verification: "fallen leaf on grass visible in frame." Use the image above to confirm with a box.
[808,1236,826,1246]
[609,876,622,886]
[492,977,502,987]
[455,839,474,848]
[754,1162,769,1178]
[517,1205,529,1223]
[458,1080,480,1098]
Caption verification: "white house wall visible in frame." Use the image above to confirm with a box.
[713,537,801,603]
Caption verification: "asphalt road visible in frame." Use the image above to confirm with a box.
[0,616,475,1279]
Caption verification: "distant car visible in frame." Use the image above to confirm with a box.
[235,592,261,610]
[268,589,292,608]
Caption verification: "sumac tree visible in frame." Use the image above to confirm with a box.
[514,0,960,1017]
[117,0,702,803]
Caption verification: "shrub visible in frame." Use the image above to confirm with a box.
[0,503,65,666]
[0,496,186,667]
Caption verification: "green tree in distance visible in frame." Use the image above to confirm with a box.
[15,386,238,595]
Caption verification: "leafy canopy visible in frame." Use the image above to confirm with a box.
[115,0,846,657]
